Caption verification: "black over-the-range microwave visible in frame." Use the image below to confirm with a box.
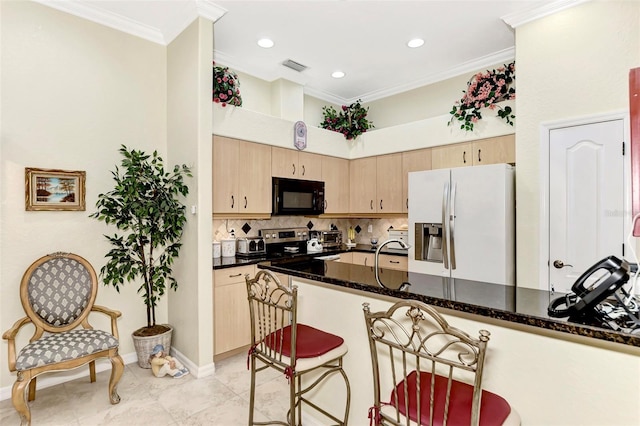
[272,177,324,216]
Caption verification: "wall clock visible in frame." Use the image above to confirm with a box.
[294,121,307,151]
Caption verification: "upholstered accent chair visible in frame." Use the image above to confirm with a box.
[2,252,124,425]
[363,301,520,426]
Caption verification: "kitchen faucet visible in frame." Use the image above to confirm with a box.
[374,239,411,288]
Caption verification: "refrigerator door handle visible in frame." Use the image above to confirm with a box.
[449,182,457,270]
[442,182,449,270]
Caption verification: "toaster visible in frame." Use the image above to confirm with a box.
[236,236,266,257]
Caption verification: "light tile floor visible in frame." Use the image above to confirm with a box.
[0,353,291,425]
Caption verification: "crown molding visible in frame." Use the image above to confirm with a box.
[502,0,590,28]
[33,0,166,44]
[198,0,227,23]
[33,0,227,45]
[305,48,515,105]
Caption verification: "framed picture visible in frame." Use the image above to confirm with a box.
[25,168,86,211]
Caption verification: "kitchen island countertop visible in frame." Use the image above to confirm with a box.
[212,243,407,270]
[258,258,640,348]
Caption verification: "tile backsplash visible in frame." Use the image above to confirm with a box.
[213,217,408,245]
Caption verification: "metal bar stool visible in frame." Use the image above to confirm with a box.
[246,270,351,425]
[363,301,520,426]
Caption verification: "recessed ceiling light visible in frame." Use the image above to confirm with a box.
[407,38,424,48]
[331,71,345,79]
[257,38,274,48]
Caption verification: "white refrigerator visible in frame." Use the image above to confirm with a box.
[408,163,515,285]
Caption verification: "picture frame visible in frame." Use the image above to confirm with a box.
[25,168,86,211]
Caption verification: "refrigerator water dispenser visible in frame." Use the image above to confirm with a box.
[414,223,443,262]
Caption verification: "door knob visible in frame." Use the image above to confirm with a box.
[553,260,573,269]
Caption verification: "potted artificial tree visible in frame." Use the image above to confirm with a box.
[91,145,192,368]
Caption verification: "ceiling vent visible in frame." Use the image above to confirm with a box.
[282,59,307,72]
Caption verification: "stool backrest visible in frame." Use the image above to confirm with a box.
[363,301,489,426]
[21,252,98,339]
[246,270,296,367]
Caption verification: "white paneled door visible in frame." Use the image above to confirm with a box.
[548,120,625,293]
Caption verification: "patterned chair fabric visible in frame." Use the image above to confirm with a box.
[2,252,124,426]
[15,329,119,371]
[28,257,92,327]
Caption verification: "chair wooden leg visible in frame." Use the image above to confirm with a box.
[12,378,31,426]
[27,377,36,402]
[89,360,96,383]
[108,355,124,404]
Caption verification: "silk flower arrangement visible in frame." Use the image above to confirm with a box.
[449,62,515,132]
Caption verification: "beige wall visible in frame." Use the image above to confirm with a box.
[167,19,214,370]
[365,61,512,129]
[0,1,168,389]
[515,1,640,288]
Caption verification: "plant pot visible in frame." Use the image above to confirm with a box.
[131,324,173,369]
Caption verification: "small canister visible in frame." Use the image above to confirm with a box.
[221,239,236,257]
[212,241,221,259]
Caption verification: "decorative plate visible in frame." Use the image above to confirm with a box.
[294,121,307,151]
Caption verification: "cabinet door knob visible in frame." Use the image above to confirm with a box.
[231,195,234,208]
[292,164,296,175]
[370,200,374,210]
[463,151,467,164]
[380,200,383,210]
[244,196,248,209]
[478,149,482,162]
[302,165,305,176]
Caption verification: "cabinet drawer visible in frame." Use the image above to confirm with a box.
[378,255,408,271]
[352,252,374,266]
[214,265,255,287]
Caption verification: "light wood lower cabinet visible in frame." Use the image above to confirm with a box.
[349,252,407,270]
[214,265,254,357]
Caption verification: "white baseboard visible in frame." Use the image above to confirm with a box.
[169,346,215,379]
[0,349,215,402]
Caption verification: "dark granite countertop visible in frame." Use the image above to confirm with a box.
[257,258,640,348]
[212,243,407,270]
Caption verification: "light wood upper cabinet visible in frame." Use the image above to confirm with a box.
[213,135,271,214]
[322,155,350,214]
[350,155,403,214]
[212,135,239,214]
[431,135,515,170]
[350,157,378,213]
[402,148,432,213]
[431,142,472,169]
[472,134,515,165]
[376,153,403,213]
[271,146,322,181]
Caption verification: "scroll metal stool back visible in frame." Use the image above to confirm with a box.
[246,269,351,425]
[362,301,520,426]
[2,252,124,426]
